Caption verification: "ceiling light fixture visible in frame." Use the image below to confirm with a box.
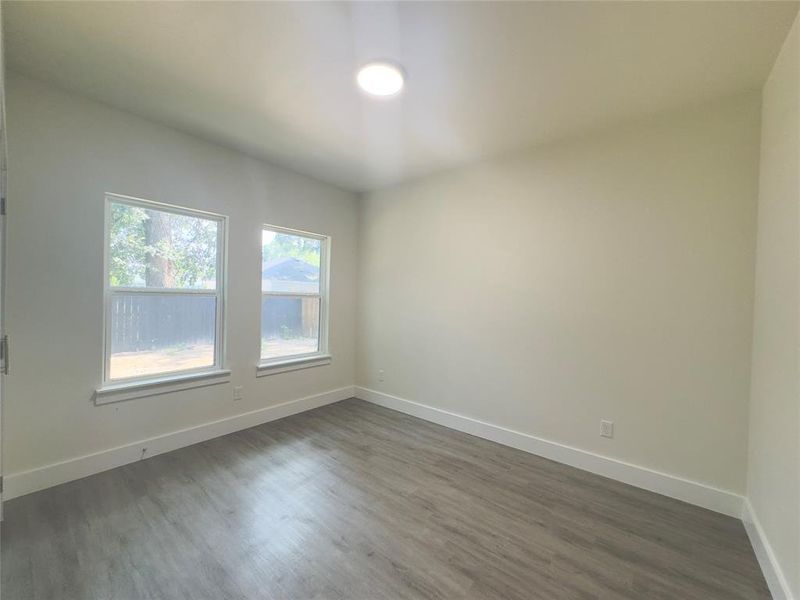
[356,62,405,97]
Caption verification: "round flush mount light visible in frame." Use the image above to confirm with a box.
[356,61,405,97]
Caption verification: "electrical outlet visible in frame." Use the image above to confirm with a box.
[600,420,614,438]
[378,369,385,382]
[233,386,243,401]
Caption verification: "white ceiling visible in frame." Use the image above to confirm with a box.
[5,1,798,192]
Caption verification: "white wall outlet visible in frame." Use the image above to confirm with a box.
[233,386,244,401]
[378,369,385,382]
[600,420,614,438]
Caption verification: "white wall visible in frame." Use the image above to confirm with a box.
[3,74,358,478]
[358,94,761,495]
[747,14,800,599]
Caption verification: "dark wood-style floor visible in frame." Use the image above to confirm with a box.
[2,398,769,600]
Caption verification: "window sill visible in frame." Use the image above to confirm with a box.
[256,354,331,377]
[95,369,231,405]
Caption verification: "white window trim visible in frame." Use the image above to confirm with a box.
[258,224,331,372]
[98,193,228,398]
[95,369,231,405]
[256,355,331,377]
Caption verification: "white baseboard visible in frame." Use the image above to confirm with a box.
[4,386,355,501]
[355,386,743,518]
[742,499,796,600]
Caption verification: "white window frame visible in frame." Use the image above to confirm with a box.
[257,224,331,375]
[99,193,228,396]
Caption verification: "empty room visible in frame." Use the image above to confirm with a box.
[0,1,798,599]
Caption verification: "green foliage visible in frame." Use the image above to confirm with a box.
[262,232,320,267]
[109,204,148,287]
[109,203,218,289]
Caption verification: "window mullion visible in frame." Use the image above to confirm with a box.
[109,287,218,296]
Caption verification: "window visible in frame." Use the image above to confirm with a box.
[260,225,329,367]
[103,194,226,385]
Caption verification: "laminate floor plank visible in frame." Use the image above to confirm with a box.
[1,399,770,600]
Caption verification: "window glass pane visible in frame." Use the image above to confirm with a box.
[261,295,320,359]
[262,230,321,293]
[109,294,216,380]
[109,201,218,290]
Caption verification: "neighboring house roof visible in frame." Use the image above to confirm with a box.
[262,257,319,293]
